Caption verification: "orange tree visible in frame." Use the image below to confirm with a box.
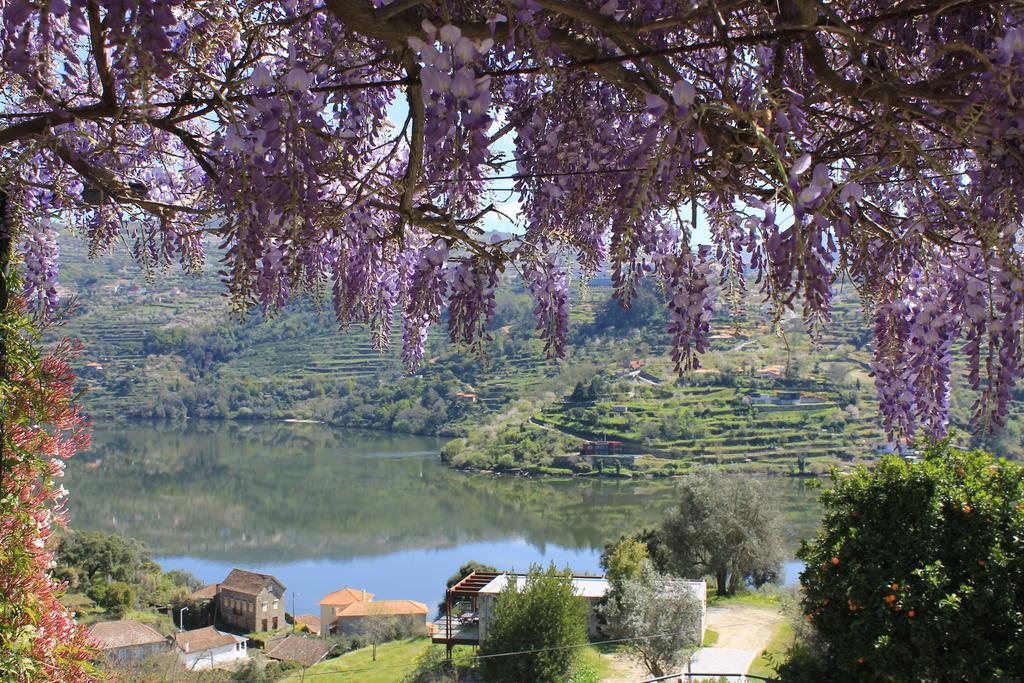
[785,439,1024,680]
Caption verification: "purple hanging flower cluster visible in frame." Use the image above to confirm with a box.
[447,256,499,347]
[871,300,915,441]
[872,270,962,440]
[215,61,332,309]
[958,250,1024,429]
[21,216,60,316]
[401,241,448,370]
[523,254,569,358]
[655,233,717,373]
[408,22,493,214]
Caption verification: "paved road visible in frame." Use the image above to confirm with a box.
[686,647,759,680]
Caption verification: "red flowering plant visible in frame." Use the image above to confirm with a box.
[0,284,95,680]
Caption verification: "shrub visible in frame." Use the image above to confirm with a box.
[479,564,588,683]
[784,439,1024,680]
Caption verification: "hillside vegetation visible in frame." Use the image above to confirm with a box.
[52,233,1023,473]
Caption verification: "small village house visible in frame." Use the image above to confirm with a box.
[756,364,785,380]
[174,626,248,671]
[189,568,286,633]
[264,634,332,668]
[318,588,373,636]
[87,620,168,664]
[318,587,428,636]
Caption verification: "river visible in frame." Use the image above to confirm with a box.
[64,420,821,616]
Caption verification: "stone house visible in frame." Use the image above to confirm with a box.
[191,568,287,633]
[88,620,169,663]
[174,626,248,671]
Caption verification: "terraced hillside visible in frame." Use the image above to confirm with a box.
[50,232,1022,470]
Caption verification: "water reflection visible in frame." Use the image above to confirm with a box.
[65,421,821,613]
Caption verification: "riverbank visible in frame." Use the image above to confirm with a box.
[448,460,831,480]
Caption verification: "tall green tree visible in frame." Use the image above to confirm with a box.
[479,564,588,683]
[602,563,703,678]
[87,581,135,617]
[657,472,785,595]
[53,531,147,592]
[600,537,649,588]
[785,440,1024,680]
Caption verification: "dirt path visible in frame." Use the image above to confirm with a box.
[705,604,785,653]
[599,605,785,682]
[601,652,649,683]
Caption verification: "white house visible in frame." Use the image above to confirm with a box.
[476,574,613,640]
[175,626,248,671]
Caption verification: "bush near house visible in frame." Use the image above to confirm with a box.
[478,564,589,683]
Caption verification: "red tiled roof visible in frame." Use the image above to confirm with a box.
[88,620,166,650]
[319,588,373,606]
[337,599,428,618]
[174,627,242,653]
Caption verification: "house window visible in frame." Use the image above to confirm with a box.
[262,602,268,612]
[272,600,279,610]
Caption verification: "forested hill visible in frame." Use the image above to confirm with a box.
[51,233,1023,472]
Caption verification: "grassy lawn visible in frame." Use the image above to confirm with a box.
[748,621,795,679]
[282,637,431,682]
[702,629,719,646]
[285,639,610,682]
[577,645,615,680]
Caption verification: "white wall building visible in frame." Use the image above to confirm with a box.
[477,574,612,640]
[175,626,248,671]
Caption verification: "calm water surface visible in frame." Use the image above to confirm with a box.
[65,421,820,615]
